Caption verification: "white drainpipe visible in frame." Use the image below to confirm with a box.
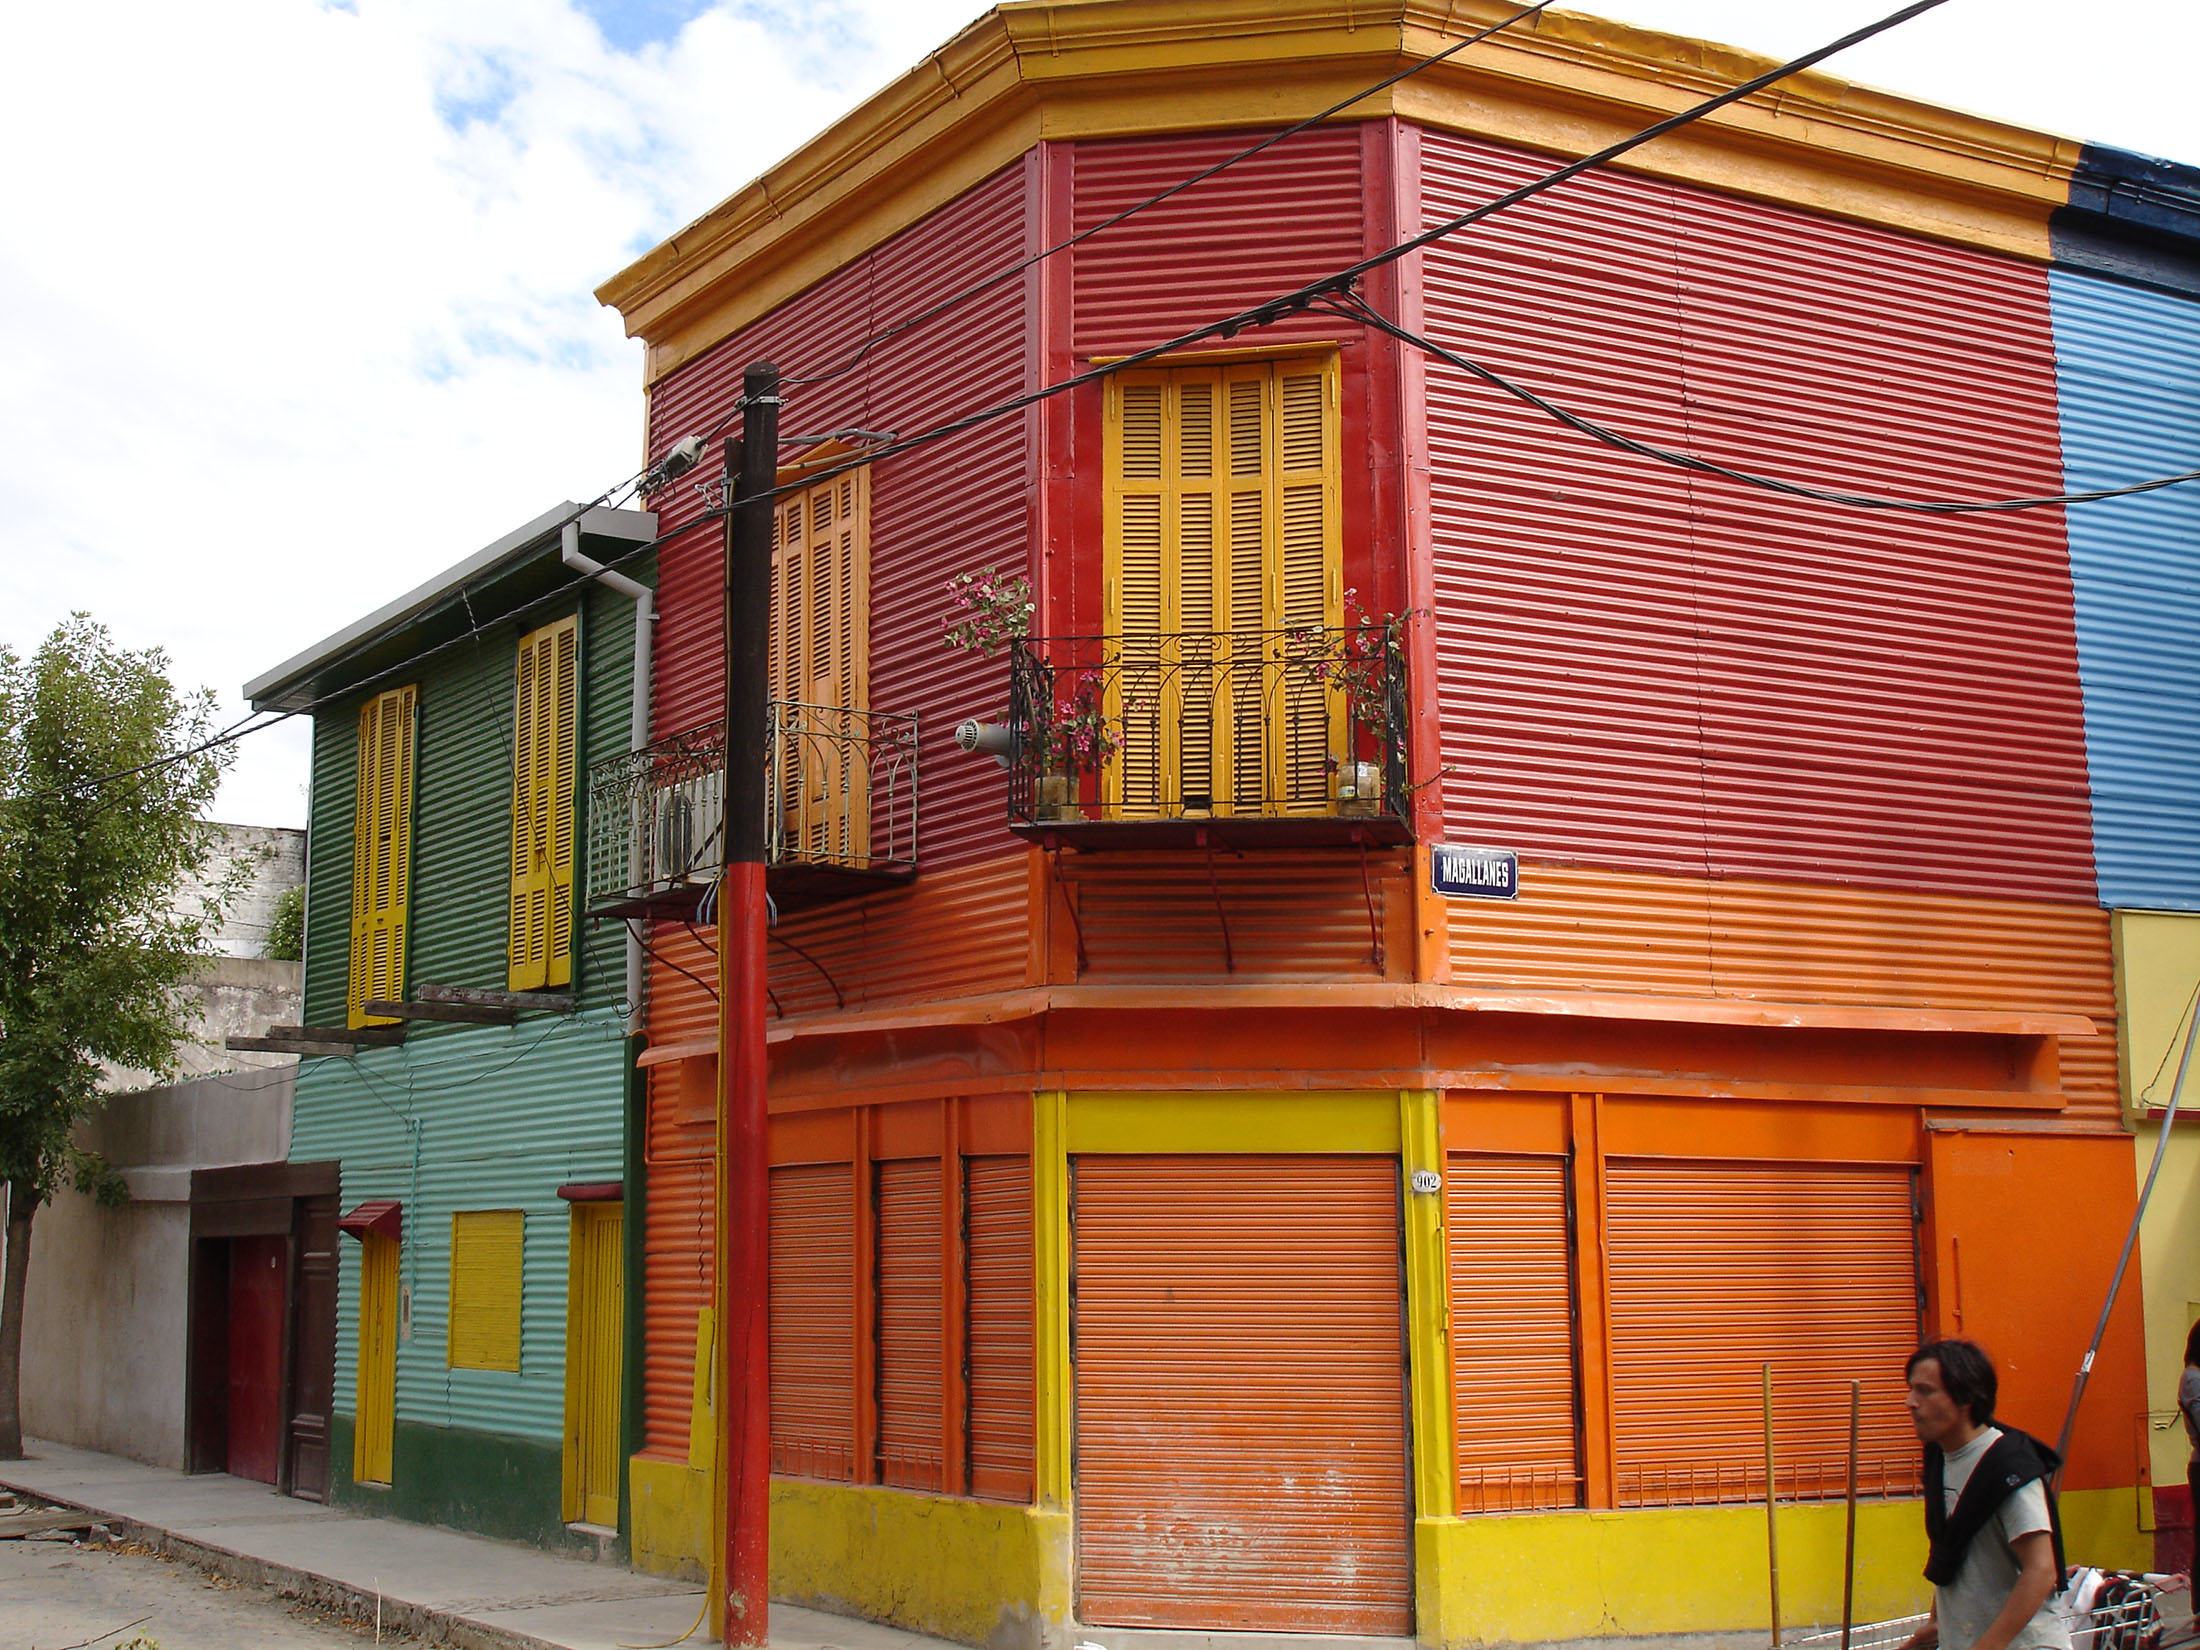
[562,522,654,1035]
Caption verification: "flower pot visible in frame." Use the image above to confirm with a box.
[1335,760,1382,815]
[1036,774,1078,822]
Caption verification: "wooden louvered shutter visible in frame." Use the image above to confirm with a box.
[1272,361,1341,811]
[1071,1155,1412,1634]
[449,1210,525,1372]
[874,1159,944,1489]
[509,616,578,991]
[1447,1153,1581,1511]
[1604,1159,1923,1506]
[768,474,870,863]
[349,685,416,1028]
[964,1155,1034,1502]
[1109,378,1168,815]
[768,1163,856,1480]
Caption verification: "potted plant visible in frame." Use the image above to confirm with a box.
[1290,592,1414,815]
[940,565,1034,657]
[1034,672,1116,821]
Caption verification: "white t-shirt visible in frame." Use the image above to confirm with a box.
[1934,1427,2069,1650]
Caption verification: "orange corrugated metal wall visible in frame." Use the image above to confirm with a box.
[874,1157,944,1489]
[1071,1154,1412,1635]
[1447,1152,1580,1512]
[965,1155,1035,1502]
[769,1162,858,1479]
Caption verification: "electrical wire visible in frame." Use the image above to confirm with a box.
[777,0,1558,392]
[1324,289,2200,513]
[627,916,719,1004]
[721,0,1966,513]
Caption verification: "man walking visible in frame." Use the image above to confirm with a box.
[1898,1339,2068,1650]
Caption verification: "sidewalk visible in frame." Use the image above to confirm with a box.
[0,1438,949,1650]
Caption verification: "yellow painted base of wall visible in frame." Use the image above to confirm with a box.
[771,1480,1070,1650]
[629,1455,710,1580]
[2062,1486,2154,1576]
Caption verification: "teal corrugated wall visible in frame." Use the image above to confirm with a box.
[295,1013,628,1443]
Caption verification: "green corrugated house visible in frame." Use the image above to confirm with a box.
[244,503,656,1550]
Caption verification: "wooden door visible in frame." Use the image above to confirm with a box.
[225,1236,288,1484]
[286,1195,339,1500]
[353,1232,398,1486]
[1071,1154,1412,1634]
[565,1202,625,1529]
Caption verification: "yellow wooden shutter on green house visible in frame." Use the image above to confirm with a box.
[509,616,579,992]
[348,685,417,1029]
[1103,357,1341,818]
[449,1210,525,1372]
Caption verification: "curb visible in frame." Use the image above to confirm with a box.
[0,1477,562,1650]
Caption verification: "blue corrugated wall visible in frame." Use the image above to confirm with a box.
[2049,265,2200,911]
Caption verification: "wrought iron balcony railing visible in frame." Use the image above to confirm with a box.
[586,703,918,919]
[1005,625,1409,844]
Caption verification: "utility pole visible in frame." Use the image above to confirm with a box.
[718,362,778,1647]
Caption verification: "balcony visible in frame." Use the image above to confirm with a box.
[1005,625,1410,849]
[586,703,918,920]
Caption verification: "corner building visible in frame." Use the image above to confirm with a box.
[592,4,2164,1642]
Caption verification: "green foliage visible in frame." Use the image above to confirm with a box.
[0,615,237,1213]
[264,881,304,962]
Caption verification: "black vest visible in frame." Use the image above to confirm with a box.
[1922,1426,2067,1590]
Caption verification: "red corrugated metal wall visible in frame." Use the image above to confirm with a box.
[1415,125,2095,903]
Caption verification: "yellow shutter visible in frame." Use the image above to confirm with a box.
[509,617,578,992]
[354,1230,399,1485]
[348,686,416,1028]
[449,1209,525,1372]
[1103,357,1341,821]
[769,470,870,863]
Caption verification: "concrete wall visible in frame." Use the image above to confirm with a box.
[20,1066,294,1468]
[190,821,306,959]
[102,956,301,1095]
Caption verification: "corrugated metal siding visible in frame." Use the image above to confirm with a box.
[640,1059,712,1456]
[1069,127,1366,360]
[294,1015,629,1446]
[1064,850,1398,981]
[1604,1159,1921,1505]
[1071,1154,1412,1635]
[1418,126,2096,903]
[2049,268,2200,910]
[874,1158,944,1490]
[1446,860,2118,1118]
[1446,1152,1579,1512]
[965,1155,1034,1503]
[644,161,1031,876]
[769,1162,857,1480]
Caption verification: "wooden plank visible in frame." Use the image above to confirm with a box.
[0,1509,103,1538]
[226,1036,360,1059]
[416,982,575,1014]
[266,1024,405,1047]
[362,998,519,1026]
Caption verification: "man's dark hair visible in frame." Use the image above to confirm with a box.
[2186,1318,2200,1370]
[1908,1339,1998,1426]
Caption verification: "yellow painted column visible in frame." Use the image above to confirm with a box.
[1401,1089,1463,1648]
[1034,1090,1073,1510]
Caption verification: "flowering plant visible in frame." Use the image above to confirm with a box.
[941,565,1034,657]
[1037,671,1118,774]
[1287,591,1416,759]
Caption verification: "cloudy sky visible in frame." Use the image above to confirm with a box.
[2,0,2194,829]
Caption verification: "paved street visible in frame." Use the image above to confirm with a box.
[0,1533,420,1649]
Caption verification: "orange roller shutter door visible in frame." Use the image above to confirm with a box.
[769,1163,856,1480]
[1447,1152,1582,1512]
[1071,1154,1412,1635]
[1604,1158,1923,1506]
[965,1156,1035,1503]
[874,1158,944,1490]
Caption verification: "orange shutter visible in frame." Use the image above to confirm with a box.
[1071,1155,1411,1635]
[767,472,871,863]
[768,1163,855,1480]
[1447,1153,1582,1511]
[964,1155,1034,1502]
[1604,1158,1923,1506]
[874,1158,944,1490]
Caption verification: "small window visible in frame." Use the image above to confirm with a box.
[449,1210,525,1372]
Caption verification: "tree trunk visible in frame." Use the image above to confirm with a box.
[0,1182,35,1460]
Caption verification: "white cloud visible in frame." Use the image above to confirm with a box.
[1,0,2192,828]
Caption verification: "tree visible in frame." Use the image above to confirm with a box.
[0,617,234,1458]
[264,883,304,962]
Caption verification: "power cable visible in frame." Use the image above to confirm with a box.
[777,0,1558,392]
[730,0,1966,511]
[1324,289,2200,513]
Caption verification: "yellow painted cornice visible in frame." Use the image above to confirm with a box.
[598,0,2081,384]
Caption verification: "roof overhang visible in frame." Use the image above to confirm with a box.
[596,0,2086,383]
[338,1199,404,1242]
[244,502,657,712]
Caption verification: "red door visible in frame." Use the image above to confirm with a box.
[226,1237,288,1484]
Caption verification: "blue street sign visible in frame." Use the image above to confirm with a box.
[1430,843,1519,901]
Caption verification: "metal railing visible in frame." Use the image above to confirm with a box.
[1004,624,1408,828]
[585,704,918,913]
